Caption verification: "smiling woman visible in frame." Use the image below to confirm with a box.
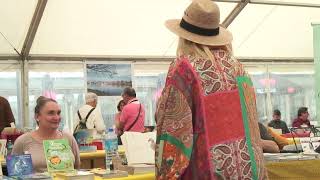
[11,96,80,173]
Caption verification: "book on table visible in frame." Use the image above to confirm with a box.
[15,172,53,180]
[0,139,7,156]
[54,170,94,180]
[6,154,33,177]
[90,169,128,178]
[43,139,74,173]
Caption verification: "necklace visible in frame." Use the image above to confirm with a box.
[32,130,62,142]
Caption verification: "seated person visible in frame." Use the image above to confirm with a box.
[12,96,80,172]
[292,107,311,128]
[268,109,290,134]
[258,122,280,153]
[267,127,290,150]
[0,96,16,134]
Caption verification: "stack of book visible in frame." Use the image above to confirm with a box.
[54,170,94,180]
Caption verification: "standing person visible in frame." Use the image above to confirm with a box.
[116,87,145,134]
[12,96,80,172]
[74,92,106,136]
[155,0,267,179]
[0,96,15,133]
[114,100,125,136]
[268,109,290,134]
[292,107,311,128]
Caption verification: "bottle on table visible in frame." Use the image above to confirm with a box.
[6,139,13,156]
[104,128,118,173]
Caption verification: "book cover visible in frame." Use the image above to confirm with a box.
[6,154,33,176]
[0,139,7,156]
[73,129,94,145]
[43,139,74,173]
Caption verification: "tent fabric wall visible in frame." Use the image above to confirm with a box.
[0,0,37,54]
[313,24,320,123]
[1,0,319,59]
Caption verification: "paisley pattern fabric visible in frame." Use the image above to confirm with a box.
[239,80,267,179]
[211,138,252,179]
[193,50,245,95]
[155,49,267,180]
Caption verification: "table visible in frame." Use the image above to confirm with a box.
[94,173,155,180]
[80,150,105,169]
[52,173,155,180]
[266,159,320,180]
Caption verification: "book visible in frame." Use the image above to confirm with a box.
[0,139,7,156]
[73,129,94,145]
[54,170,94,180]
[43,139,74,173]
[78,145,97,153]
[16,173,53,180]
[90,169,128,178]
[130,164,155,174]
[6,154,33,176]
[120,132,156,165]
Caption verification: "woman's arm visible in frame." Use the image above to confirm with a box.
[12,134,27,155]
[261,139,280,153]
[64,132,80,169]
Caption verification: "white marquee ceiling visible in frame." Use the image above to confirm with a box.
[1,0,320,59]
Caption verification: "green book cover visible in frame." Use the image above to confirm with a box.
[43,139,74,173]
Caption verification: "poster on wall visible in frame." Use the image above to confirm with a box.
[86,63,132,96]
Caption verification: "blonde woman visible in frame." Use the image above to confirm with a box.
[155,0,266,179]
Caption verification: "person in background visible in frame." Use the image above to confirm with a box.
[12,96,80,172]
[292,107,311,128]
[0,96,15,133]
[116,87,145,134]
[143,126,155,133]
[267,126,291,150]
[74,92,106,135]
[268,109,290,134]
[258,122,280,153]
[114,100,125,136]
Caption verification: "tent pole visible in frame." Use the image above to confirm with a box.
[214,0,320,8]
[21,0,48,59]
[222,0,249,28]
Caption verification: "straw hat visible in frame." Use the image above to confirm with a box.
[165,0,232,46]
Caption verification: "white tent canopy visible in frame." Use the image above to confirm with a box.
[1,0,320,59]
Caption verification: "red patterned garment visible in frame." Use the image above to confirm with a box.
[155,49,267,179]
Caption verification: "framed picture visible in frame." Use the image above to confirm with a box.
[86,63,132,96]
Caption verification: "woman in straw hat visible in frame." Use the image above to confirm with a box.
[155,0,267,179]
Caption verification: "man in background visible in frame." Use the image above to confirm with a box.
[292,107,311,128]
[0,96,15,133]
[116,87,145,134]
[268,109,290,134]
[74,92,105,135]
